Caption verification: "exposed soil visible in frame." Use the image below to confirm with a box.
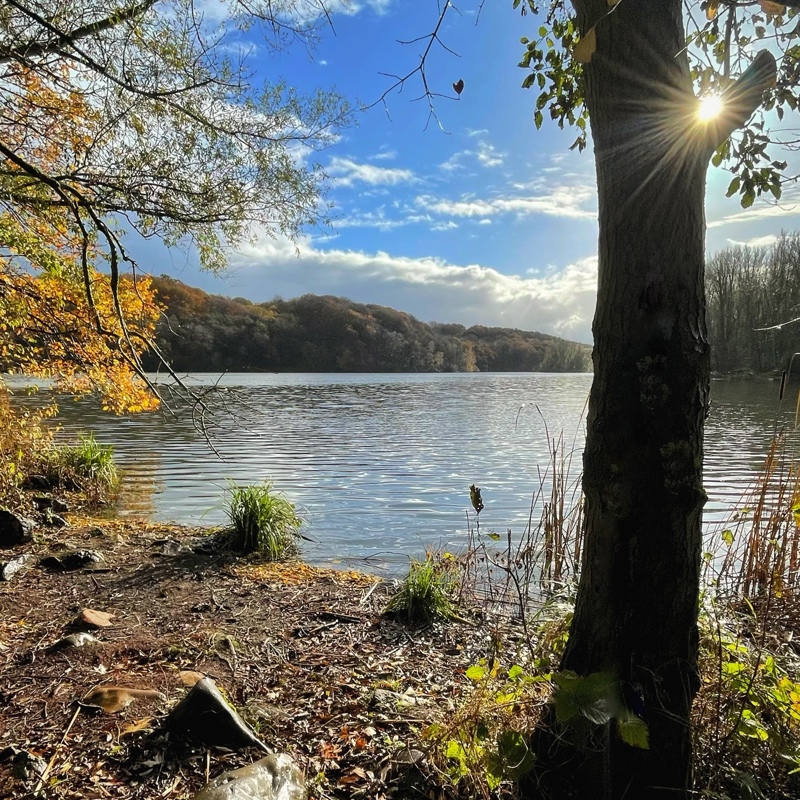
[0,516,504,800]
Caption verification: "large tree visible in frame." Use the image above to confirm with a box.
[510,0,790,796]
[0,0,349,408]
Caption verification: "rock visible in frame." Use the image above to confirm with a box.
[166,677,268,752]
[51,497,69,513]
[21,474,54,491]
[0,746,48,782]
[0,553,33,581]
[191,755,306,800]
[48,632,100,651]
[0,510,34,547]
[44,512,69,528]
[154,538,184,556]
[41,550,103,571]
[73,608,115,629]
[32,495,69,513]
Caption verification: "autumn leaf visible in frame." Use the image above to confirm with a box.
[574,27,597,64]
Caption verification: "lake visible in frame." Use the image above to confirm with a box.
[11,372,798,572]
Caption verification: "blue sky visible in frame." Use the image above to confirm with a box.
[140,0,800,345]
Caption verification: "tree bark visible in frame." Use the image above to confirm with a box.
[530,1,709,797]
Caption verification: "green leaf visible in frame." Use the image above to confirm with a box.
[534,110,544,129]
[722,529,734,546]
[495,729,536,778]
[726,178,741,198]
[539,26,547,37]
[466,664,486,681]
[487,531,501,541]
[617,715,650,749]
[742,189,756,209]
[508,664,524,680]
[553,670,618,725]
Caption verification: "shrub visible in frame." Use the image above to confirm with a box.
[0,385,56,506]
[385,552,459,624]
[226,481,302,558]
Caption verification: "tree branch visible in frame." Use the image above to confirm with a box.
[707,49,777,151]
[0,0,158,65]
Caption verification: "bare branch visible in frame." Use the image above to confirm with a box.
[364,0,461,132]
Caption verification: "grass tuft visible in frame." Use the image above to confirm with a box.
[385,552,458,625]
[40,433,119,500]
[226,481,302,559]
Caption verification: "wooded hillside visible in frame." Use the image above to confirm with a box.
[143,276,591,373]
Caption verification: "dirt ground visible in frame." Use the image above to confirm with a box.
[0,517,503,800]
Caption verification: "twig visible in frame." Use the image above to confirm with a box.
[34,704,80,793]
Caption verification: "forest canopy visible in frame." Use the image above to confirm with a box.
[142,276,592,373]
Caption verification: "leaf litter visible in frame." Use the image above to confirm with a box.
[0,518,502,799]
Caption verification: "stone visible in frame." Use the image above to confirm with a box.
[41,550,103,571]
[0,553,32,581]
[0,510,34,547]
[44,512,69,528]
[32,495,69,513]
[166,677,268,752]
[21,474,54,491]
[191,755,306,800]
[48,632,100,651]
[0,746,48,782]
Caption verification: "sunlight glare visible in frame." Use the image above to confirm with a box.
[697,93,724,123]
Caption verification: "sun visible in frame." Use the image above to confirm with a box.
[697,93,725,122]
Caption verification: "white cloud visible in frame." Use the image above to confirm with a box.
[327,156,417,187]
[326,0,393,16]
[439,139,505,171]
[416,184,597,221]
[228,233,598,342]
[708,203,800,229]
[369,148,398,161]
[476,141,504,168]
[725,234,779,248]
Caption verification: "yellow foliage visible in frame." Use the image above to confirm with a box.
[0,385,56,503]
[0,210,162,414]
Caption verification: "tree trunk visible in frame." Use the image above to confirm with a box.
[531,1,710,797]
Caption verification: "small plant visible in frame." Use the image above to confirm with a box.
[39,433,119,500]
[385,552,458,624]
[226,481,302,558]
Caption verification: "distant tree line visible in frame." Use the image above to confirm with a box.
[142,276,591,373]
[706,232,800,375]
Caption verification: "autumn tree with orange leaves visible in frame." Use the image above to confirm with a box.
[0,0,349,415]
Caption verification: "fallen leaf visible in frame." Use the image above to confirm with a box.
[74,608,115,629]
[82,686,164,714]
[178,670,206,687]
[121,717,155,736]
[574,27,597,64]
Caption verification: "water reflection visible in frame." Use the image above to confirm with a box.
[6,372,795,571]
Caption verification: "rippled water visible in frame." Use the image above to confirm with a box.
[9,373,797,570]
